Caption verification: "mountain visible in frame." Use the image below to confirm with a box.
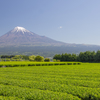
[0,26,100,57]
[0,26,67,46]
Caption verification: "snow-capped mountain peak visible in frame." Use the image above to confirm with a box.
[15,26,26,30]
[11,26,30,34]
[0,26,67,46]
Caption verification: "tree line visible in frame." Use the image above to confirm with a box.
[0,55,50,62]
[2,50,100,62]
[53,50,100,62]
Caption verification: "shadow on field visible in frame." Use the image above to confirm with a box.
[83,95,99,100]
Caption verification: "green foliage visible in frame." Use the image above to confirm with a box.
[1,55,15,58]
[29,55,35,61]
[53,53,77,62]
[53,51,100,62]
[53,54,61,61]
[44,58,50,62]
[0,63,100,99]
[34,55,44,62]
[0,61,81,68]
[21,55,29,60]
[53,59,56,62]
[11,55,23,61]
[78,51,96,62]
[57,60,60,62]
[95,50,100,62]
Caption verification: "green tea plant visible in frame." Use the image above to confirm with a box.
[0,63,100,99]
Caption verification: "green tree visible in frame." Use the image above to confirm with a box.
[95,50,100,62]
[78,52,85,62]
[29,55,35,61]
[90,51,96,62]
[78,51,96,62]
[65,53,72,61]
[12,55,22,61]
[34,55,44,62]
[71,54,77,61]
[53,54,61,61]
[44,58,50,62]
[53,59,56,62]
[61,53,66,61]
[21,55,29,61]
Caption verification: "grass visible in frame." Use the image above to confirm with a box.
[0,62,100,99]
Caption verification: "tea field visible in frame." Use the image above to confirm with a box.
[0,63,100,100]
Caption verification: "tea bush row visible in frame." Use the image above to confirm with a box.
[0,77,100,99]
[1,63,100,99]
[0,84,81,100]
[0,61,81,67]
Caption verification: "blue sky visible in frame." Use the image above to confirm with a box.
[0,0,100,45]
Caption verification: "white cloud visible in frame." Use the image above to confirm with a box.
[58,26,62,29]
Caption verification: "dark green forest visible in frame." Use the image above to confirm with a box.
[53,50,100,62]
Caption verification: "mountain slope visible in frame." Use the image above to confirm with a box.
[0,26,66,46]
[0,26,100,57]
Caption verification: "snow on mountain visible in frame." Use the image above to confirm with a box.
[11,26,32,34]
[0,26,100,56]
[0,26,66,46]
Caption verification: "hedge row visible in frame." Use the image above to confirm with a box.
[0,61,81,67]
